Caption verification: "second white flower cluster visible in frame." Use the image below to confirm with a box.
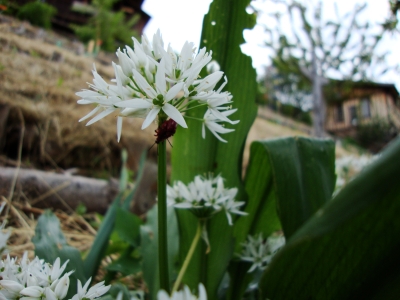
[77,30,239,143]
[238,233,285,273]
[0,254,109,300]
[167,175,246,225]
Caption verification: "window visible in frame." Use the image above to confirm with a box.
[349,106,358,125]
[335,104,344,122]
[361,98,371,118]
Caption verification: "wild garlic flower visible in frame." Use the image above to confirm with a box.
[77,30,238,143]
[116,290,144,300]
[0,254,109,300]
[167,175,246,225]
[158,284,207,300]
[70,277,110,300]
[238,233,285,273]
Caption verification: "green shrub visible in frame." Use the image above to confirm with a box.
[17,1,57,29]
[71,0,139,52]
[357,118,397,151]
[280,103,313,125]
[0,0,20,16]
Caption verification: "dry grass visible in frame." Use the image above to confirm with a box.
[0,15,159,177]
[2,198,96,260]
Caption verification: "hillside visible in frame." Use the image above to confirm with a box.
[0,14,357,177]
[0,14,366,261]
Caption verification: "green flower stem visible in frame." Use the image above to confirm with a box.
[172,220,203,294]
[158,120,169,293]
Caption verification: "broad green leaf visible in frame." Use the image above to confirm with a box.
[114,207,141,247]
[236,137,336,242]
[141,206,179,300]
[260,137,400,299]
[171,0,257,298]
[171,0,257,194]
[105,246,141,275]
[33,210,86,298]
[229,137,335,299]
[83,151,146,279]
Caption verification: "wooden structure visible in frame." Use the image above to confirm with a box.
[325,81,400,137]
[14,0,150,35]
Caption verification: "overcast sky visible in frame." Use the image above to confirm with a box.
[142,0,400,88]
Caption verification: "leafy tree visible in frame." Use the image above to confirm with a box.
[383,0,400,31]
[260,0,394,137]
[263,64,312,111]
[71,0,139,52]
[17,1,57,29]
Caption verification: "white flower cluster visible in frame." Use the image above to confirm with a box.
[0,254,109,300]
[238,233,285,273]
[158,284,207,300]
[114,284,206,300]
[77,30,238,143]
[167,175,246,225]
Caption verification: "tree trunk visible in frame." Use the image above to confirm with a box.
[311,51,326,137]
[312,76,326,137]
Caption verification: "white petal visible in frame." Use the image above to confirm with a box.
[76,90,99,98]
[207,128,228,142]
[20,286,43,297]
[162,103,187,128]
[79,106,101,122]
[117,117,123,142]
[155,59,166,95]
[120,107,150,118]
[132,69,157,99]
[198,283,207,300]
[165,82,185,102]
[115,99,152,109]
[206,121,234,134]
[86,107,115,125]
[209,108,237,124]
[142,107,160,129]
[55,274,70,299]
[77,99,94,104]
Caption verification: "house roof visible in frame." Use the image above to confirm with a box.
[325,80,399,103]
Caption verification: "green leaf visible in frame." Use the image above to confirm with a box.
[83,151,147,280]
[260,137,400,299]
[105,246,141,275]
[141,206,179,300]
[229,137,335,299]
[171,0,257,194]
[170,0,257,298]
[114,207,141,247]
[32,210,86,298]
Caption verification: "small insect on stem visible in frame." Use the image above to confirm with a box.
[153,119,177,147]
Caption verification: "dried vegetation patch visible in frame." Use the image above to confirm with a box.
[0,15,158,177]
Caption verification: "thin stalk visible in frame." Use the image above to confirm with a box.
[172,221,203,293]
[158,126,170,292]
[180,103,208,113]
[183,115,204,121]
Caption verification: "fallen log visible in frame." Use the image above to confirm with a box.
[0,166,119,214]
